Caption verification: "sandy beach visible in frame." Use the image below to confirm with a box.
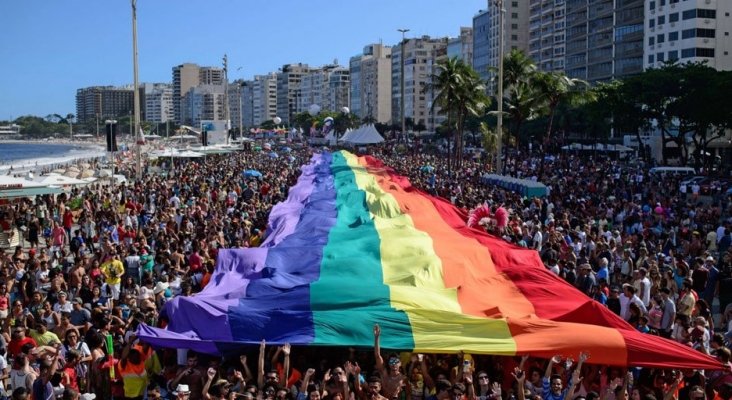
[0,139,107,175]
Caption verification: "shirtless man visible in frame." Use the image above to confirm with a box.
[374,324,406,400]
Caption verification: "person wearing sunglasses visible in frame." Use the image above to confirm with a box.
[374,324,406,400]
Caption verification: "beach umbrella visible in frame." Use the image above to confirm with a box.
[97,169,113,178]
[288,156,296,162]
[268,152,279,159]
[253,146,262,152]
[243,169,263,178]
[263,143,272,150]
[420,165,435,173]
[282,147,292,153]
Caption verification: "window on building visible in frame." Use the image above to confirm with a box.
[648,54,655,64]
[512,23,518,29]
[697,48,715,57]
[649,36,655,45]
[669,31,679,41]
[657,34,665,43]
[682,9,696,20]
[658,15,665,25]
[669,13,679,23]
[650,1,655,10]
[670,0,679,3]
[698,28,715,38]
[512,12,518,19]
[681,48,695,58]
[698,9,716,18]
[512,34,518,40]
[668,50,679,61]
[649,19,655,28]
[682,28,695,39]
[657,52,665,62]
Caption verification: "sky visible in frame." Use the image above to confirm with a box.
[0,0,486,120]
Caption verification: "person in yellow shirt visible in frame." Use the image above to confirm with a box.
[100,252,125,301]
[29,320,61,346]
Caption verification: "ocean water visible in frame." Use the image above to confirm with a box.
[0,142,106,172]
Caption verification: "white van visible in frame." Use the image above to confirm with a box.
[649,167,696,177]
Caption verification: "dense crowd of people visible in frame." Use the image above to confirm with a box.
[0,142,730,400]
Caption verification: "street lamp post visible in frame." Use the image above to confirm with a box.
[131,0,142,180]
[398,28,410,143]
[223,54,231,145]
[495,0,506,174]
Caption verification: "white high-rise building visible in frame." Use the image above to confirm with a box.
[644,0,732,70]
[297,65,350,114]
[182,84,226,128]
[252,73,278,126]
[144,84,174,123]
[350,44,393,123]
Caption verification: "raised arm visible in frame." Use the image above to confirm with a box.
[374,324,384,372]
[300,368,315,395]
[419,355,434,390]
[663,372,683,400]
[566,367,583,399]
[257,340,266,389]
[202,367,216,400]
[240,354,253,383]
[513,367,526,400]
[545,355,561,379]
[283,343,291,385]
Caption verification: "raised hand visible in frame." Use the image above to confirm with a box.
[234,370,244,381]
[207,367,217,380]
[260,339,266,352]
[521,355,530,364]
[463,371,473,385]
[345,361,354,375]
[324,369,331,382]
[512,367,526,384]
[240,355,247,365]
[354,363,361,377]
[374,324,381,338]
[492,382,502,396]
[551,355,562,364]
[306,368,316,377]
[572,369,583,383]
[578,352,589,363]
[282,343,291,356]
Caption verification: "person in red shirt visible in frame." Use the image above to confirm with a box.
[8,327,37,357]
[61,349,80,392]
[62,209,74,237]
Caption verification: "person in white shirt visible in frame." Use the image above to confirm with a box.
[620,284,647,321]
[638,268,652,307]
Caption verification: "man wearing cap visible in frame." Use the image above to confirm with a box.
[53,292,73,314]
[702,256,720,307]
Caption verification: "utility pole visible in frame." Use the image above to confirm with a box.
[131,0,142,180]
[495,0,505,174]
[398,28,409,143]
[223,54,230,145]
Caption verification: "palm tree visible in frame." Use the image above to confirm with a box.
[490,50,542,156]
[533,72,590,179]
[427,57,489,169]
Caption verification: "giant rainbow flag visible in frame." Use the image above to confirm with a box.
[138,151,720,369]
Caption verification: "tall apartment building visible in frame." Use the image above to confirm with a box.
[276,63,310,125]
[182,84,226,127]
[297,65,350,114]
[350,44,393,123]
[644,0,732,70]
[75,86,144,124]
[172,63,225,123]
[391,36,449,131]
[253,74,278,126]
[529,0,567,72]
[144,84,174,123]
[473,1,530,88]
[240,80,255,129]
[447,27,475,66]
[229,82,243,130]
[565,0,644,83]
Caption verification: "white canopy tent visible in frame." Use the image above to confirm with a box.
[340,124,384,144]
[36,174,89,188]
